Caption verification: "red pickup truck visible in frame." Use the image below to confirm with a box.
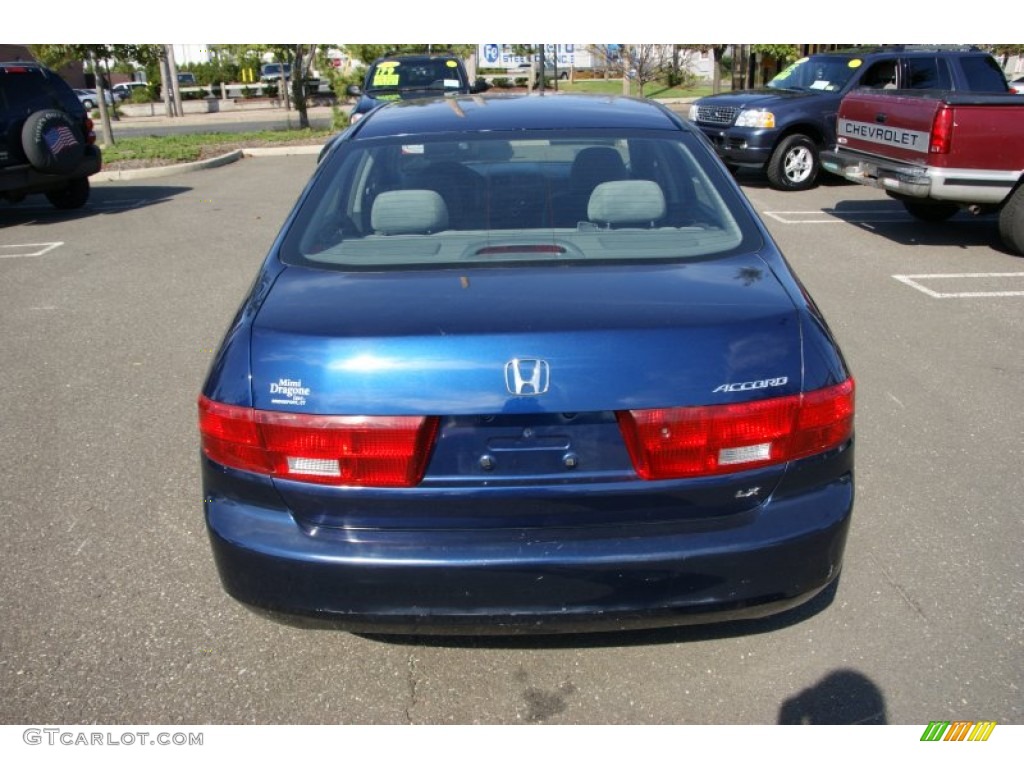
[821,89,1024,255]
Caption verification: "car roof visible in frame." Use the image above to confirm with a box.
[370,54,461,64]
[351,93,684,138]
[811,45,991,59]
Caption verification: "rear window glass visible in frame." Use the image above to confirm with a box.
[281,129,761,269]
[959,55,1010,91]
[365,59,467,92]
[0,68,70,112]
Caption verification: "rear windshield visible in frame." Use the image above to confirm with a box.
[280,128,761,269]
[364,59,467,93]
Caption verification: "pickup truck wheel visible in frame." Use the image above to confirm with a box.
[998,185,1024,256]
[766,134,819,191]
[902,200,959,222]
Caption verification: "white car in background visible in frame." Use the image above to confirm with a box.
[73,88,113,109]
[112,82,147,101]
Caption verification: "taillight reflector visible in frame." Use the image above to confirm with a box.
[616,379,854,480]
[198,395,439,487]
[930,106,953,154]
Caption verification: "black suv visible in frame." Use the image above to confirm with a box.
[1,61,102,209]
[689,47,1010,190]
[346,54,488,124]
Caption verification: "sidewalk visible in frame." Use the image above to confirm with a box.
[97,104,339,132]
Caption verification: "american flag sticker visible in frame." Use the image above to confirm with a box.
[43,124,79,155]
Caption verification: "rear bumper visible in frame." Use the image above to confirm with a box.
[204,461,854,634]
[821,148,1017,205]
[0,145,102,195]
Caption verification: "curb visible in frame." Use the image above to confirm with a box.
[92,145,323,183]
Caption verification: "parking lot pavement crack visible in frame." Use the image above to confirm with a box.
[870,553,928,622]
[404,653,419,724]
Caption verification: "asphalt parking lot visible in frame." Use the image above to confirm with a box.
[1,154,1021,726]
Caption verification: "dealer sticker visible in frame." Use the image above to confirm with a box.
[269,378,310,406]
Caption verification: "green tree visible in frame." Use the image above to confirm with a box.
[618,44,667,97]
[30,44,161,145]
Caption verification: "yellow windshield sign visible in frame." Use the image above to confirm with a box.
[849,59,862,68]
[446,60,457,68]
[777,57,807,80]
[372,63,401,87]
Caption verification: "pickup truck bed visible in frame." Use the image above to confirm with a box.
[821,89,1024,254]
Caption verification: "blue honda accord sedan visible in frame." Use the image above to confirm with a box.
[198,93,854,634]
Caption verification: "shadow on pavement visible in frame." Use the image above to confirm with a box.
[827,198,1007,253]
[0,183,191,228]
[778,669,888,724]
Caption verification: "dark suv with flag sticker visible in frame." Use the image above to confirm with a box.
[1,61,102,209]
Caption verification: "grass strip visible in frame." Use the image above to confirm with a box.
[102,128,333,164]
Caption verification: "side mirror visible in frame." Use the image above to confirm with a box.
[346,84,362,97]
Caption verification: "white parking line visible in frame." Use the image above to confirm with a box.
[763,208,910,224]
[893,273,1024,298]
[0,242,65,259]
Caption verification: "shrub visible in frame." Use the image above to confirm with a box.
[492,77,511,88]
[514,77,528,88]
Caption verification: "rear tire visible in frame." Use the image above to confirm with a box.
[45,178,90,210]
[766,134,819,191]
[902,200,959,222]
[999,185,1024,256]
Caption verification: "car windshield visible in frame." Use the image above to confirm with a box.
[365,59,466,93]
[281,128,760,269]
[767,56,859,92]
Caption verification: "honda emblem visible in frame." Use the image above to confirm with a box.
[505,358,550,396]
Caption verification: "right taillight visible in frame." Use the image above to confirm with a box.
[83,116,96,145]
[929,105,952,154]
[616,379,854,480]
[198,395,439,487]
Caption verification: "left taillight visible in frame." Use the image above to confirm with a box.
[83,116,95,145]
[616,379,854,480]
[929,105,952,154]
[198,395,439,487]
